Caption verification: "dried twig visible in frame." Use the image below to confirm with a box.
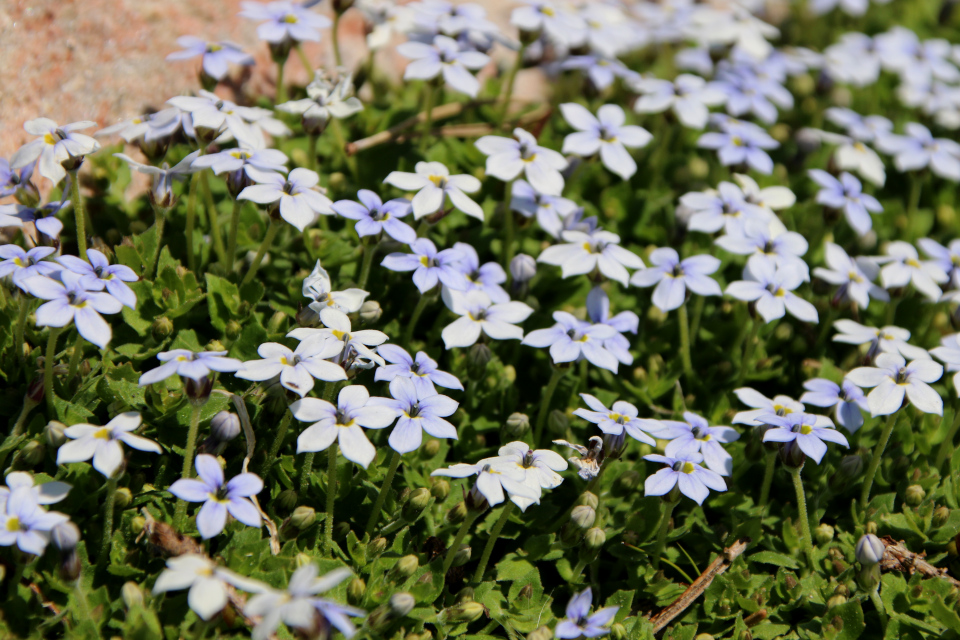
[648,538,751,633]
[880,536,960,587]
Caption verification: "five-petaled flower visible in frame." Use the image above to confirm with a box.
[168,455,263,539]
[10,119,100,185]
[476,128,568,197]
[629,248,722,312]
[383,161,483,220]
[56,412,161,478]
[658,412,740,476]
[27,270,124,348]
[397,35,490,97]
[846,352,944,416]
[559,103,652,180]
[239,167,333,231]
[237,340,347,397]
[759,411,849,464]
[377,377,459,454]
[555,588,619,639]
[643,452,727,504]
[573,394,661,446]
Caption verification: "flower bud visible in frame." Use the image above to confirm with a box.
[855,534,885,566]
[780,440,806,468]
[370,592,415,629]
[577,491,599,509]
[151,316,174,339]
[130,516,146,535]
[422,439,441,459]
[122,582,144,609]
[503,413,530,439]
[815,523,835,545]
[570,505,596,530]
[517,24,542,46]
[456,587,474,603]
[934,506,951,527]
[467,343,493,379]
[392,555,419,580]
[583,527,606,551]
[294,553,314,569]
[905,484,926,506]
[548,409,569,436]
[465,485,490,514]
[430,478,450,501]
[612,470,641,496]
[826,593,847,610]
[367,536,388,557]
[527,626,552,640]
[347,577,366,605]
[333,521,351,540]
[17,440,45,466]
[44,421,67,448]
[211,411,241,443]
[276,489,298,513]
[60,549,81,581]
[451,544,472,567]
[444,601,485,623]
[865,520,877,535]
[291,506,317,530]
[610,623,627,640]
[225,319,243,340]
[560,522,584,548]
[602,432,627,461]
[27,378,45,404]
[447,501,468,523]
[52,521,81,551]
[359,300,382,324]
[115,487,133,509]
[510,254,536,284]
[332,0,355,14]
[402,488,432,522]
[184,375,214,405]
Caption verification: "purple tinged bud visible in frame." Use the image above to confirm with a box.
[52,521,81,551]
[855,534,885,565]
[211,411,241,443]
[510,254,536,283]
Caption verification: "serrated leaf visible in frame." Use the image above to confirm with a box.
[748,551,800,570]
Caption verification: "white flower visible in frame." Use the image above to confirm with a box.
[56,412,161,478]
[475,128,568,197]
[397,35,490,97]
[383,161,483,220]
[152,554,267,621]
[632,74,726,129]
[802,129,887,186]
[832,320,930,361]
[715,220,809,280]
[880,241,948,301]
[731,388,804,426]
[732,173,796,213]
[287,313,388,370]
[0,473,70,506]
[522,312,620,373]
[431,455,540,509]
[846,352,943,416]
[629,248,721,312]
[236,340,347,397]
[559,103,651,180]
[875,122,960,180]
[930,334,960,394]
[440,289,532,349]
[510,1,587,47]
[238,168,333,231]
[492,442,568,511]
[679,181,769,236]
[813,242,888,309]
[573,394,661,446]
[301,260,368,327]
[725,255,818,324]
[276,72,363,125]
[538,229,644,286]
[10,119,100,185]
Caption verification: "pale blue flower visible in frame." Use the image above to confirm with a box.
[657,412,739,476]
[138,350,243,386]
[239,167,333,231]
[801,378,869,432]
[629,248,721,312]
[555,588,618,639]
[10,119,100,185]
[585,287,637,365]
[168,455,263,539]
[27,270,124,348]
[476,128,568,196]
[574,393,660,446]
[440,290,532,349]
[57,412,161,478]
[697,120,779,174]
[759,411,849,464]
[398,35,490,97]
[559,103,651,180]
[0,488,69,556]
[808,170,882,236]
[240,1,332,44]
[57,249,139,309]
[167,37,254,80]
[846,352,943,416]
[643,452,726,504]
[812,243,887,309]
[374,344,463,398]
[383,161,483,220]
[333,190,415,244]
[725,255,818,324]
[538,229,644,286]
[376,377,458,454]
[237,340,346,397]
[0,245,59,291]
[522,312,620,372]
[0,201,66,240]
[381,238,469,293]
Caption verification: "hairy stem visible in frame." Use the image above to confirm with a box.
[442,512,479,575]
[262,410,292,476]
[869,589,889,630]
[861,413,898,508]
[789,465,815,569]
[44,327,63,416]
[473,501,515,583]
[67,332,84,381]
[758,450,777,507]
[652,499,678,570]
[148,205,168,279]
[199,169,228,266]
[364,450,402,537]
[10,396,39,438]
[227,199,242,271]
[241,219,282,288]
[534,367,567,446]
[678,302,693,383]
[14,294,29,365]
[174,404,203,528]
[68,169,88,261]
[97,475,118,572]
[324,443,338,554]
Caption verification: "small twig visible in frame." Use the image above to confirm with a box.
[648,538,750,633]
[879,536,960,587]
[29,582,62,617]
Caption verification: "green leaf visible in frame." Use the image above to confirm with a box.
[98,362,146,408]
[822,599,864,640]
[748,551,800,570]
[205,273,240,331]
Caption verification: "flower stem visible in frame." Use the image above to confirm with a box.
[262,409,292,476]
[737,319,760,387]
[759,450,777,507]
[908,173,922,217]
[276,59,287,104]
[473,501,515,583]
[200,169,229,266]
[299,452,315,496]
[174,404,202,529]
[68,169,88,261]
[502,179,516,269]
[869,589,888,630]
[10,396,39,438]
[295,43,313,78]
[364,450,402,537]
[689,295,705,348]
[403,292,433,348]
[323,442,338,554]
[240,219,282,288]
[420,82,436,151]
[442,511,479,575]
[96,475,118,572]
[497,44,527,127]
[534,367,566,446]
[185,172,200,272]
[44,327,63,416]
[14,294,29,365]
[67,332,84,381]
[148,205,167,279]
[331,12,343,68]
[227,199,242,271]
[860,412,898,508]
[678,302,694,383]
[936,408,960,469]
[789,465,815,568]
[651,499,678,570]
[357,241,378,290]
[570,559,588,583]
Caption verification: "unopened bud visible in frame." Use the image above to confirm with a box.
[402,488,432,522]
[447,502,468,523]
[52,521,81,551]
[422,439,441,458]
[510,254,536,284]
[347,577,366,605]
[60,549,81,581]
[225,320,242,340]
[392,555,419,580]
[577,491,599,509]
[905,484,925,506]
[527,626,552,640]
[464,485,489,514]
[333,521,350,540]
[451,544,472,567]
[610,623,627,640]
[855,534,885,566]
[291,506,317,530]
[211,411,241,443]
[115,487,133,509]
[444,601,485,623]
[815,523,835,545]
[151,316,174,339]
[276,489,298,513]
[865,520,877,534]
[130,516,146,535]
[122,582,144,609]
[503,413,530,439]
[430,478,450,501]
[184,375,214,404]
[548,409,569,436]
[826,594,847,610]
[517,24,542,46]
[367,536,388,557]
[780,440,805,468]
[934,506,951,527]
[570,505,596,530]
[18,441,45,466]
[602,432,627,461]
[583,527,606,551]
[359,300,382,324]
[368,592,416,629]
[839,454,863,478]
[44,421,67,448]
[560,522,584,548]
[27,378,45,404]
[467,343,492,379]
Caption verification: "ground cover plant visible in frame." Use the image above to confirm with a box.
[4,0,960,638]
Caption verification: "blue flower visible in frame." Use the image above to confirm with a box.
[0,487,69,556]
[377,377,459,454]
[0,245,59,292]
[522,312,620,372]
[454,242,510,303]
[333,190,416,244]
[0,201,67,241]
[643,452,727,505]
[166,36,254,81]
[808,170,882,236]
[630,247,722,312]
[10,119,100,185]
[586,287,638,366]
[27,270,124,349]
[240,1,331,44]
[801,378,869,432]
[698,119,779,174]
[138,349,243,386]
[374,344,463,398]
[759,412,849,464]
[381,238,469,293]
[57,249,139,309]
[555,588,619,639]
[168,455,263,539]
[658,412,740,476]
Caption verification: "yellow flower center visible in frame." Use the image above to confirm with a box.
[283,14,298,23]
[681,462,696,474]
[44,133,57,145]
[94,428,112,440]
[799,425,813,435]
[6,517,20,532]
[428,175,446,187]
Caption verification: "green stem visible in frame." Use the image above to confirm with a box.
[936,408,960,469]
[97,476,118,571]
[497,44,527,127]
[885,296,901,327]
[9,397,39,438]
[67,332,84,381]
[651,499,678,570]
[174,404,203,528]
[869,590,889,630]
[758,450,777,507]
[324,442,338,554]
[329,119,358,182]
[502,179,516,268]
[442,512,479,575]
[240,220,282,287]
[227,199,242,270]
[570,559,587,583]
[295,43,313,78]
[44,327,63,416]
[473,501,515,583]
[689,295,705,348]
[185,172,200,272]
[276,59,287,104]
[789,465,815,568]
[908,173,922,217]
[403,292,433,348]
[860,413,898,508]
[420,82,436,151]
[678,302,693,383]
[357,241,378,290]
[148,205,168,279]
[364,450,402,536]
[534,367,566,446]
[200,169,229,266]
[737,319,760,387]
[299,452,315,496]
[68,169,88,261]
[331,12,343,67]
[14,294,29,364]
[262,410,292,476]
